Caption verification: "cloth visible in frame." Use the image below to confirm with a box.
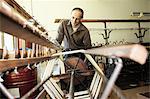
[56,19,92,50]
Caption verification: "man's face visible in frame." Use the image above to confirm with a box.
[71,10,82,28]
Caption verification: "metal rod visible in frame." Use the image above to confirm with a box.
[100,58,125,99]
[138,22,143,43]
[0,82,14,99]
[85,54,125,99]
[21,73,53,99]
[89,27,150,31]
[68,70,75,99]
[104,22,109,45]
[55,19,150,23]
[81,19,150,22]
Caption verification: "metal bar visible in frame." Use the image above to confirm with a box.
[21,73,53,99]
[68,70,75,99]
[89,27,150,31]
[100,58,125,99]
[85,54,125,99]
[0,82,14,99]
[81,19,150,22]
[54,19,150,23]
[35,89,47,99]
[104,22,109,45]
[138,22,143,43]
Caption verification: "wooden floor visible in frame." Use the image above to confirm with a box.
[37,85,150,99]
[108,85,150,99]
[122,85,150,99]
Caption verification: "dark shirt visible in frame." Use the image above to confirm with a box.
[56,19,92,50]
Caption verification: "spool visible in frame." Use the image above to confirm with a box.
[63,57,88,85]
[3,67,38,99]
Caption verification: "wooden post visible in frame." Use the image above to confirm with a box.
[68,70,75,99]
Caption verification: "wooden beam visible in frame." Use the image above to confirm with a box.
[0,0,58,49]
[36,89,47,99]
[0,56,55,72]
[0,13,57,49]
[52,44,148,65]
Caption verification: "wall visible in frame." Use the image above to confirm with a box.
[149,0,150,11]
[13,0,150,84]
[15,0,150,44]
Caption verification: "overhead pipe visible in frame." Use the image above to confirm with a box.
[54,18,150,23]
[88,27,149,31]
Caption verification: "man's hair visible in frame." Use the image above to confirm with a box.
[72,7,84,18]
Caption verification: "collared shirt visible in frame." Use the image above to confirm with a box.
[56,19,92,50]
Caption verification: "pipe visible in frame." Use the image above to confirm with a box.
[0,82,14,99]
[89,27,150,31]
[100,58,125,99]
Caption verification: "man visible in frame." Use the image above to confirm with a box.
[56,7,92,60]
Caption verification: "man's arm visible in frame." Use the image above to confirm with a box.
[56,22,64,45]
[83,31,92,49]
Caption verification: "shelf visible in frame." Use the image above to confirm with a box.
[0,14,56,49]
[0,0,58,49]
[0,0,60,73]
[0,56,55,72]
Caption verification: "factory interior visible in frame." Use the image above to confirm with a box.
[0,0,150,99]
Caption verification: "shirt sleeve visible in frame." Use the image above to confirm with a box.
[56,22,64,45]
[83,30,92,49]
